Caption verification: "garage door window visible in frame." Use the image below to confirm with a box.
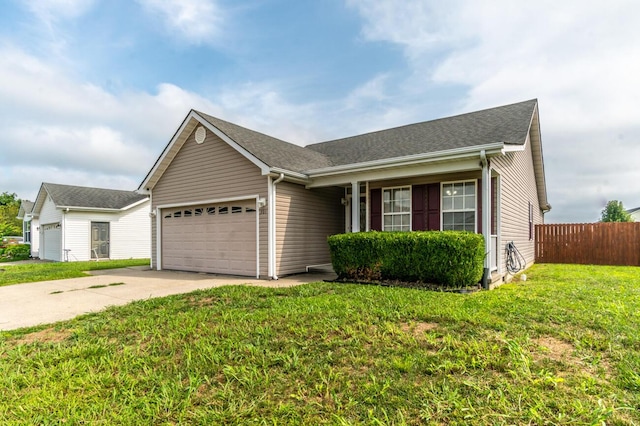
[174,211,182,218]
[194,208,203,216]
[184,209,192,217]
[232,206,242,213]
[219,207,228,214]
[207,207,215,215]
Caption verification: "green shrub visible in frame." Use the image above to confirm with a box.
[0,244,30,261]
[328,231,484,288]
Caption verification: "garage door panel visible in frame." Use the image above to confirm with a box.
[42,223,62,261]
[162,200,256,276]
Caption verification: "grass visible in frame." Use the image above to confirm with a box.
[0,259,150,287]
[1,263,639,424]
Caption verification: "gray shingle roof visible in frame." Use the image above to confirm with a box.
[42,183,148,209]
[305,99,537,167]
[20,200,34,213]
[196,111,333,172]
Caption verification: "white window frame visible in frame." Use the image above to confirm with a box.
[382,185,412,232]
[441,179,477,233]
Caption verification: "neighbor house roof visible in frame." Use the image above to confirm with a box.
[33,183,148,216]
[16,200,34,220]
[627,207,640,214]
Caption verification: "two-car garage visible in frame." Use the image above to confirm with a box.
[160,199,258,277]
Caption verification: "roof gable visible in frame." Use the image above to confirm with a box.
[17,200,34,219]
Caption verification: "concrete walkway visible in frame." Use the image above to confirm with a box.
[0,266,336,331]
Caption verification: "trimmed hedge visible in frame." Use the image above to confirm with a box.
[0,244,31,262]
[327,231,485,288]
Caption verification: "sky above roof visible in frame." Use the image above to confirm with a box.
[1,0,639,223]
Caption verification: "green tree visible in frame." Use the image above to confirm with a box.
[0,192,22,237]
[600,200,634,222]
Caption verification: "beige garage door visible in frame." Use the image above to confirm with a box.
[161,200,257,276]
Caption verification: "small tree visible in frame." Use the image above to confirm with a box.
[0,192,22,237]
[600,200,634,222]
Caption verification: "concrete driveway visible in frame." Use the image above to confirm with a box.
[0,266,336,331]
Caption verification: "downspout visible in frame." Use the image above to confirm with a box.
[269,173,285,279]
[63,207,69,262]
[480,150,491,289]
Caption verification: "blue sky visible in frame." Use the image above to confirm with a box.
[1,0,639,223]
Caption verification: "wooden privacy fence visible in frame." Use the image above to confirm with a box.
[535,222,640,266]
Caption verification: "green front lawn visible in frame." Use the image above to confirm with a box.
[0,259,150,287]
[1,264,639,424]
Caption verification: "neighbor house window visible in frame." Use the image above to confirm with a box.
[383,187,411,231]
[24,226,31,244]
[442,181,476,232]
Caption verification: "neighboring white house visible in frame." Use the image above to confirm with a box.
[627,207,640,222]
[31,183,150,262]
[17,200,40,258]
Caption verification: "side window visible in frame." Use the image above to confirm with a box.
[529,201,534,240]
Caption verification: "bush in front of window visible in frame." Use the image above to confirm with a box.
[328,231,484,288]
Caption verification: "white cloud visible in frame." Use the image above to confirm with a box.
[347,0,640,222]
[137,0,223,44]
[0,45,222,201]
[25,0,95,24]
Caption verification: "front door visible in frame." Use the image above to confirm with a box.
[91,222,110,259]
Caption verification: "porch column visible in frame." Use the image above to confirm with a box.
[351,181,360,233]
[481,151,491,288]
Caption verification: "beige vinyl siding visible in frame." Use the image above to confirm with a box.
[275,182,344,276]
[492,132,544,267]
[151,126,268,275]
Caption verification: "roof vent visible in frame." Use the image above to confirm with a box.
[195,126,206,144]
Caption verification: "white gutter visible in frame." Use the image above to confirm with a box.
[268,173,285,279]
[269,167,309,181]
[55,199,149,213]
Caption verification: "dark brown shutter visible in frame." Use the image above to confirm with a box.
[370,188,382,231]
[477,179,482,234]
[426,183,440,231]
[491,177,497,235]
[412,185,425,231]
